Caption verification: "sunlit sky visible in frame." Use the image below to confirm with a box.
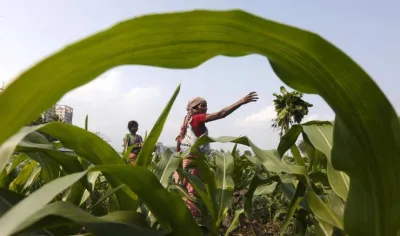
[1,1,399,151]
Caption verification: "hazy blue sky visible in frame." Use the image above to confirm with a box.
[1,1,399,151]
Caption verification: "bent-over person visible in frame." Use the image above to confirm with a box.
[173,92,258,218]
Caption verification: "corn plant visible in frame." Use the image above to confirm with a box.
[0,9,398,236]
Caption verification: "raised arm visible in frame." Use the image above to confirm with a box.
[205,92,258,122]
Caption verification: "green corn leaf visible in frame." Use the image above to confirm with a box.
[308,171,330,187]
[290,145,304,166]
[21,166,41,194]
[179,170,214,219]
[279,174,310,211]
[326,191,345,218]
[38,123,123,165]
[36,123,138,211]
[314,219,334,236]
[153,149,181,188]
[91,184,125,209]
[135,83,180,167]
[0,188,61,236]
[0,170,10,189]
[0,126,42,174]
[16,138,92,205]
[9,161,37,193]
[26,151,59,183]
[280,182,306,235]
[224,208,244,236]
[0,9,398,235]
[168,184,196,203]
[303,134,325,172]
[244,173,279,230]
[79,171,101,206]
[302,123,350,201]
[253,182,278,196]
[0,187,25,217]
[17,139,86,179]
[192,136,305,174]
[92,165,201,236]
[191,154,219,222]
[214,151,235,219]
[230,143,238,157]
[279,123,349,203]
[7,153,28,174]
[0,171,87,235]
[277,125,302,157]
[16,201,164,236]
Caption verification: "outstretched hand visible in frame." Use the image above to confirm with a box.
[240,91,259,105]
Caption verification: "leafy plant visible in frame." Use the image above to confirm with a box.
[272,86,313,136]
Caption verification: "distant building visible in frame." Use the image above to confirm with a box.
[55,105,73,124]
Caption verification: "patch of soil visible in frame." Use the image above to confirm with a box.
[230,221,281,236]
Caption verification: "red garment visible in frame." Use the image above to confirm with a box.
[190,113,207,137]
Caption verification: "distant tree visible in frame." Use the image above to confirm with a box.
[51,114,63,122]
[28,113,61,126]
[272,86,313,137]
[27,113,63,142]
[28,116,45,126]
[243,150,252,156]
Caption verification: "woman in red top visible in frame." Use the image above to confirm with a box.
[174,92,258,218]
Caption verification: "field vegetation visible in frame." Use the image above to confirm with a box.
[0,9,398,236]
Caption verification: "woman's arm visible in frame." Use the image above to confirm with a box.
[205,92,258,122]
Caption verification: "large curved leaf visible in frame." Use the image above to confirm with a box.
[79,171,101,206]
[277,124,302,157]
[21,132,61,183]
[224,208,244,236]
[6,153,28,174]
[302,123,350,201]
[16,139,90,204]
[214,151,234,218]
[36,123,137,211]
[153,149,180,188]
[92,165,201,236]
[0,187,25,217]
[0,9,398,235]
[16,140,85,177]
[15,201,163,236]
[280,182,306,235]
[9,161,37,193]
[0,126,42,174]
[0,171,87,235]
[38,123,123,165]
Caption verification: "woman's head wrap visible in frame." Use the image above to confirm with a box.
[176,97,207,143]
